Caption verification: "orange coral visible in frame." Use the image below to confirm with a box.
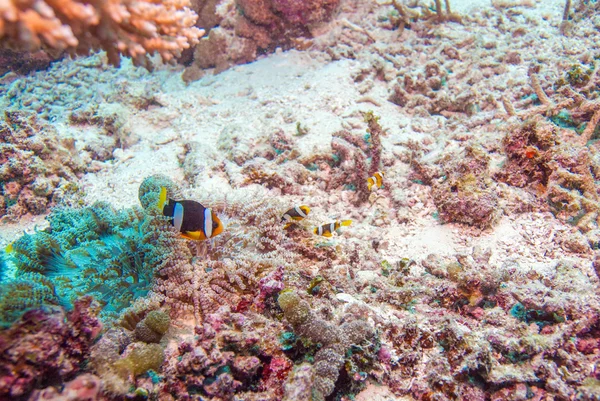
[0,0,203,66]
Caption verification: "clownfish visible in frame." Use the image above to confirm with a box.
[367,171,385,191]
[314,220,352,237]
[282,205,311,229]
[157,187,223,241]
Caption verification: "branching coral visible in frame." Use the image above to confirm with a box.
[498,73,600,232]
[327,113,385,205]
[0,0,204,67]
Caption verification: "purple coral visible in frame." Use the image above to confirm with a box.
[0,297,102,400]
[254,266,285,312]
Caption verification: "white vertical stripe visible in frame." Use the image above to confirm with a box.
[318,226,323,236]
[174,203,184,232]
[204,208,213,238]
[329,222,336,233]
[295,206,307,218]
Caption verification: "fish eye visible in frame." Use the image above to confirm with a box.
[213,222,219,229]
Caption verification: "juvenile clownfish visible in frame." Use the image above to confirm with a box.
[367,171,385,191]
[157,187,223,241]
[282,205,311,229]
[314,220,352,237]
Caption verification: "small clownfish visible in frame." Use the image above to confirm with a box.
[282,205,311,229]
[157,187,223,241]
[367,171,385,192]
[314,220,352,237]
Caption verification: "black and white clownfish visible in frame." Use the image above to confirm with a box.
[367,171,385,191]
[282,205,311,229]
[314,220,352,237]
[158,187,223,241]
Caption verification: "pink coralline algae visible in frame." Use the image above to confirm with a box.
[254,266,285,312]
[28,374,101,401]
[0,297,102,400]
[188,0,340,73]
[413,145,499,229]
[270,0,340,26]
[160,309,290,400]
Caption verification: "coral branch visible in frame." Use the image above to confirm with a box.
[0,0,204,66]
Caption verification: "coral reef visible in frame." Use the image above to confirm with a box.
[0,297,102,400]
[160,310,290,400]
[0,0,203,67]
[427,146,499,229]
[187,0,340,74]
[3,1,600,401]
[278,290,376,400]
[0,111,87,221]
[1,53,168,122]
[369,247,600,400]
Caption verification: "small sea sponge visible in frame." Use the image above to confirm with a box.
[138,174,180,211]
[278,290,311,326]
[144,310,170,335]
[113,343,165,377]
[134,310,170,343]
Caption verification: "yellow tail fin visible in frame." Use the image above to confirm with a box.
[340,220,352,227]
[157,187,168,211]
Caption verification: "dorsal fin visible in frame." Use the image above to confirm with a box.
[157,187,168,211]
